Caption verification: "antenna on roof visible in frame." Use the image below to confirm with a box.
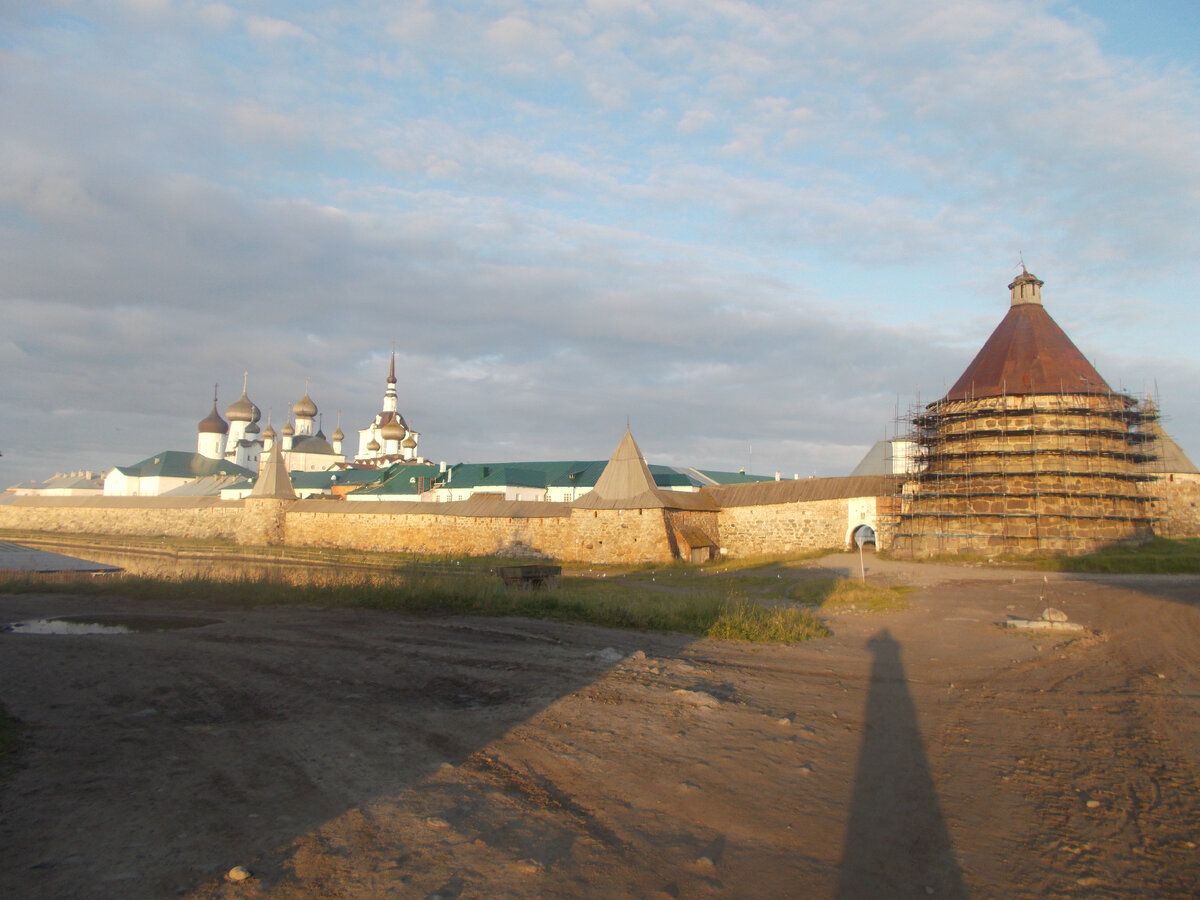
[1018,250,1026,274]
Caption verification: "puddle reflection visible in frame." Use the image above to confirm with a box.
[4,614,222,635]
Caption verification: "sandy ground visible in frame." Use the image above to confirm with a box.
[1,554,1199,898]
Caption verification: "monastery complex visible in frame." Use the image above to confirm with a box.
[4,270,1198,562]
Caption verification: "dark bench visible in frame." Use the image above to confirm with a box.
[495,564,561,589]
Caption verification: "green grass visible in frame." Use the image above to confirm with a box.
[704,599,831,642]
[698,548,841,573]
[0,567,831,643]
[789,577,913,613]
[1012,538,1200,574]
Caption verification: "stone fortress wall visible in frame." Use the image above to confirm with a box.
[1154,476,1200,539]
[0,490,883,564]
[2,477,1193,564]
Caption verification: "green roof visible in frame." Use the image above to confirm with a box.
[435,460,769,492]
[116,451,254,481]
[289,466,397,490]
[353,464,444,496]
[696,469,775,485]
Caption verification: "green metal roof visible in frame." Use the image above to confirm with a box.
[354,464,445,496]
[115,451,254,481]
[289,466,397,490]
[436,460,769,491]
[696,469,775,485]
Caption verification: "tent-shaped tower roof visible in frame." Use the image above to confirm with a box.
[945,270,1111,400]
[250,441,296,500]
[572,428,716,510]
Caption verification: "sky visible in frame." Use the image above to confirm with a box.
[2,0,1198,487]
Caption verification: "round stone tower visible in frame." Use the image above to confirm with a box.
[892,270,1158,557]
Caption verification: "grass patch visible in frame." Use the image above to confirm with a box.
[700,548,841,574]
[878,538,1200,574]
[0,568,831,643]
[704,599,830,642]
[789,578,912,613]
[1023,538,1200,575]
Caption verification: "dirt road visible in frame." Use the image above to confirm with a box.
[1,557,1198,898]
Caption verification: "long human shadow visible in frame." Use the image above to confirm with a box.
[837,629,967,899]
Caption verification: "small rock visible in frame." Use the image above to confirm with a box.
[629,650,646,661]
[1086,799,1101,809]
[1042,607,1068,623]
[425,817,450,829]
[797,765,813,776]
[776,717,792,727]
[225,866,251,883]
[694,856,716,872]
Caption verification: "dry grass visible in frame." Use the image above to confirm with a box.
[704,599,831,642]
[789,578,912,613]
[0,567,832,643]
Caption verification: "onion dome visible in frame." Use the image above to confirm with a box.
[281,421,295,437]
[381,418,405,442]
[316,428,327,441]
[198,402,228,435]
[226,390,258,423]
[293,391,317,419]
[367,436,381,452]
[401,435,417,449]
[332,425,344,441]
[246,421,260,435]
[262,423,276,440]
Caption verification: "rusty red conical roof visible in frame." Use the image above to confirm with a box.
[944,272,1111,400]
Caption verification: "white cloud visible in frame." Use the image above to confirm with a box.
[1,0,1198,486]
[245,15,313,42]
[678,109,718,134]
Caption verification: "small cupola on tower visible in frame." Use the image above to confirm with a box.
[1009,267,1043,307]
[331,412,345,456]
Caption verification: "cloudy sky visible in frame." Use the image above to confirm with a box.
[2,0,1198,487]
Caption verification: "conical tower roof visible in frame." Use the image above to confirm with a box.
[1142,411,1199,475]
[945,270,1111,401]
[571,427,720,510]
[250,441,296,500]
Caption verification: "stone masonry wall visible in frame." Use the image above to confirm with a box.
[1151,476,1200,538]
[281,505,677,564]
[0,491,952,563]
[0,499,244,541]
[717,498,852,558]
